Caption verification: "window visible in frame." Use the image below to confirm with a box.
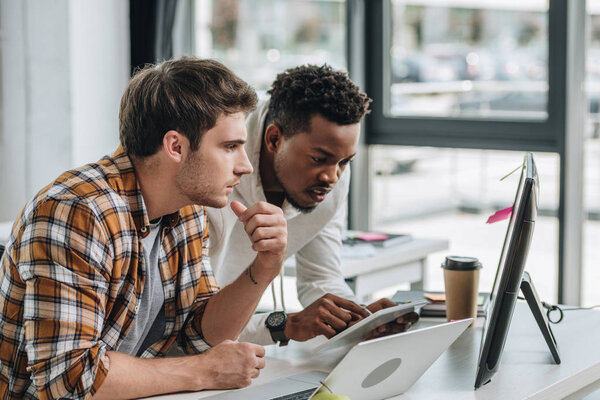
[362,0,584,305]
[370,146,559,301]
[387,1,548,120]
[583,0,600,307]
[365,0,564,151]
[194,0,347,94]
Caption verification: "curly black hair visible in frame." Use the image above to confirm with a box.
[266,64,371,137]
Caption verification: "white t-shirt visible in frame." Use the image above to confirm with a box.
[207,100,357,345]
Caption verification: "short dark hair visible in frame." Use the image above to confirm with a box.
[119,57,257,157]
[266,64,371,137]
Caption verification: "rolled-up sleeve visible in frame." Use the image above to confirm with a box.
[177,299,212,354]
[176,210,220,354]
[18,199,112,399]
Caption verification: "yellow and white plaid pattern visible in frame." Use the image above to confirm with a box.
[0,147,219,399]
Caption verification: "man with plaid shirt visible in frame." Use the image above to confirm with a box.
[0,58,287,399]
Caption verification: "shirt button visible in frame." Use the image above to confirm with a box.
[141,226,147,233]
[134,303,140,313]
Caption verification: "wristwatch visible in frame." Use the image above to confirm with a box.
[265,311,289,346]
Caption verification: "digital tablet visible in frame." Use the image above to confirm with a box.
[311,299,428,353]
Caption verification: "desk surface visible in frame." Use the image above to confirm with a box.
[283,237,449,278]
[151,301,600,400]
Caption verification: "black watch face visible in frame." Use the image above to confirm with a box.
[267,312,285,328]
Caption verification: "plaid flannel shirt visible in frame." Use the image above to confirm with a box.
[0,147,219,399]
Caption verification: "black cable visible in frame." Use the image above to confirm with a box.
[517,296,600,324]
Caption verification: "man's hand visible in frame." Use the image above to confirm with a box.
[364,298,420,339]
[195,340,266,390]
[284,294,371,342]
[231,201,287,279]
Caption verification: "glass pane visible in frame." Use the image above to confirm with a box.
[584,1,600,307]
[388,0,549,120]
[371,147,559,302]
[194,0,346,95]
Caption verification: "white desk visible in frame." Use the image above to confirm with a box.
[284,238,449,302]
[152,301,600,400]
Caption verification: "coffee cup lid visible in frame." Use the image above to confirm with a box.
[441,256,482,271]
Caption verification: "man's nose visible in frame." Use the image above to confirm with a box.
[235,149,253,175]
[318,164,340,185]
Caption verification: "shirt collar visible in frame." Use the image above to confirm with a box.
[110,146,180,236]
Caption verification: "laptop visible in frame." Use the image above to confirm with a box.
[206,318,471,400]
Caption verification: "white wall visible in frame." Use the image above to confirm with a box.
[69,0,129,167]
[0,0,130,221]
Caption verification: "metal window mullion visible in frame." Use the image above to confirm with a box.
[558,0,586,305]
[347,0,372,231]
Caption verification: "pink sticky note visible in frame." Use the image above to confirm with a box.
[486,206,513,224]
[354,232,389,241]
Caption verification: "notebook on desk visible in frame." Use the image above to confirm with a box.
[343,231,413,248]
[392,290,490,318]
[205,319,471,400]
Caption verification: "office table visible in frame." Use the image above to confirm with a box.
[284,238,449,302]
[152,301,600,400]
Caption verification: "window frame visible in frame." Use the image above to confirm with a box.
[364,0,567,152]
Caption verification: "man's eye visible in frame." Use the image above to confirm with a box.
[312,157,325,163]
[341,158,353,166]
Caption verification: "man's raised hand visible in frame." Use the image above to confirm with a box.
[231,200,287,281]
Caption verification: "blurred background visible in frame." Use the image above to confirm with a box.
[0,0,598,308]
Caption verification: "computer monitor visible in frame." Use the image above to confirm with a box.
[474,152,539,389]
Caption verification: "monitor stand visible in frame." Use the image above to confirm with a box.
[520,271,561,364]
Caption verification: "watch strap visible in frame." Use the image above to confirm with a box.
[270,328,288,345]
[266,312,289,346]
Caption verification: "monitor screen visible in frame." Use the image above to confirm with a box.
[474,152,539,389]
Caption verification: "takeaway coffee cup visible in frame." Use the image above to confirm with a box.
[441,256,482,325]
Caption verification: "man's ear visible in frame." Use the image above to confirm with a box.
[162,130,187,163]
[264,124,284,153]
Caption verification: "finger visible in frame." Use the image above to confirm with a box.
[347,318,360,328]
[252,238,285,252]
[238,378,252,388]
[256,357,266,369]
[367,298,395,313]
[348,311,364,321]
[396,312,420,324]
[316,321,338,339]
[320,310,351,331]
[389,322,412,334]
[253,344,266,358]
[327,296,370,318]
[239,201,280,222]
[366,328,384,340]
[243,214,282,237]
[406,311,420,322]
[251,368,260,379]
[230,201,248,219]
[250,226,282,243]
[323,300,353,323]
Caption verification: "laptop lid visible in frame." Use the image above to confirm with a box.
[205,319,471,400]
[313,318,472,400]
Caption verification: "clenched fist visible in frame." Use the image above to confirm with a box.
[231,201,287,281]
